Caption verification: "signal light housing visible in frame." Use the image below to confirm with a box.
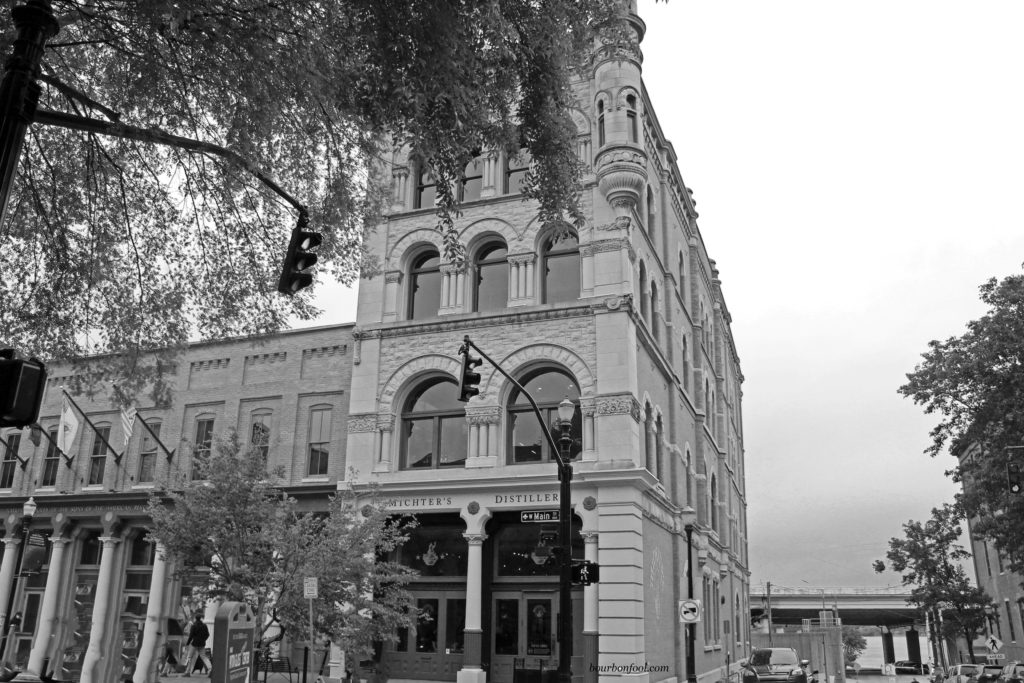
[0,352,47,429]
[458,343,483,403]
[1008,462,1022,495]
[277,213,323,296]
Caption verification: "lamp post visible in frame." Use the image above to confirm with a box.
[556,397,575,683]
[0,497,36,664]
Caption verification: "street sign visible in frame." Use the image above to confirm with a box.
[304,576,319,599]
[987,635,1003,653]
[571,561,600,586]
[678,599,702,623]
[521,510,559,523]
[987,655,1007,660]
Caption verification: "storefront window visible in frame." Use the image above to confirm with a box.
[416,598,439,652]
[398,524,468,577]
[494,519,583,578]
[445,599,466,653]
[494,599,519,655]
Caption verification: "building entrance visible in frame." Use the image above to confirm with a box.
[490,590,559,683]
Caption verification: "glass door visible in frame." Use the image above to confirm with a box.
[491,591,558,683]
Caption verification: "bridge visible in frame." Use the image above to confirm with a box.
[750,585,922,627]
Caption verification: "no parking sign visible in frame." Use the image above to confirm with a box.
[678,599,702,623]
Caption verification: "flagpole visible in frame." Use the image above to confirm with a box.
[30,422,72,466]
[137,416,176,462]
[61,389,123,464]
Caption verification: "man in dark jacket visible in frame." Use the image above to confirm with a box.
[183,613,212,676]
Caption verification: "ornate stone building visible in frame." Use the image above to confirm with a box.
[0,3,748,682]
[343,3,749,683]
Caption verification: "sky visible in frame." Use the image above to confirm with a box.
[297,1,1024,591]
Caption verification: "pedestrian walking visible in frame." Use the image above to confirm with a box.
[182,614,212,676]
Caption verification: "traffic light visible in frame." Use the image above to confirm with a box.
[277,214,323,295]
[571,560,600,586]
[1008,462,1022,495]
[0,352,47,429]
[458,343,483,402]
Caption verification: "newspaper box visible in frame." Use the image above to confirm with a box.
[212,601,257,683]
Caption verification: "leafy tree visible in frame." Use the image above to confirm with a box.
[842,627,867,667]
[146,432,417,657]
[873,503,992,664]
[0,0,629,401]
[899,272,1024,577]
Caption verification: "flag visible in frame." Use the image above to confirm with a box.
[27,424,41,447]
[57,394,79,454]
[120,405,137,451]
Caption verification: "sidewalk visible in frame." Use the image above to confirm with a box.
[157,673,303,683]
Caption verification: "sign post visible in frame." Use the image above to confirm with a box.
[678,599,702,624]
[304,576,318,683]
[212,601,256,683]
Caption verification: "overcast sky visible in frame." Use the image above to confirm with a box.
[299,1,1024,591]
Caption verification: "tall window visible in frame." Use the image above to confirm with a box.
[650,282,659,341]
[41,427,59,487]
[638,262,649,322]
[192,417,215,480]
[507,368,581,464]
[710,475,719,532]
[682,336,690,390]
[626,94,639,143]
[415,163,436,209]
[646,186,655,235]
[505,149,530,194]
[87,425,111,486]
[459,152,484,203]
[1,433,20,488]
[541,232,579,305]
[597,100,605,147]
[408,250,442,320]
[250,413,271,461]
[401,378,467,470]
[137,422,160,484]
[473,241,508,312]
[678,252,686,294]
[308,407,332,476]
[1006,600,1017,641]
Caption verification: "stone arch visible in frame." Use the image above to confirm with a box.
[379,353,462,413]
[615,86,641,111]
[482,343,595,402]
[459,217,525,246]
[386,228,442,271]
[529,217,585,254]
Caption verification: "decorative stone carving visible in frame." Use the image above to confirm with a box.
[579,397,597,417]
[384,270,403,284]
[582,496,597,511]
[361,505,374,518]
[595,394,643,422]
[377,415,395,432]
[347,414,378,433]
[596,146,648,217]
[467,501,480,515]
[440,263,466,275]
[507,253,536,266]
[463,533,487,545]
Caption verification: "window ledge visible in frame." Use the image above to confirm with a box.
[132,484,156,490]
[34,486,56,492]
[82,485,104,491]
[301,476,331,483]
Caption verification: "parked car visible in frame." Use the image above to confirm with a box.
[977,665,1006,683]
[944,664,981,683]
[998,662,1024,683]
[742,648,813,683]
[896,661,931,676]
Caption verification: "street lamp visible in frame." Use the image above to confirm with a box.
[555,397,575,683]
[0,497,35,666]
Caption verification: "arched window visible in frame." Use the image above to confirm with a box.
[507,367,581,464]
[597,100,605,147]
[638,262,648,322]
[655,415,664,480]
[678,252,685,292]
[643,402,653,472]
[415,161,436,209]
[710,474,718,532]
[505,148,530,194]
[473,241,509,312]
[459,152,484,203]
[646,186,655,235]
[650,282,659,341]
[408,250,442,320]
[401,378,467,469]
[682,335,690,390]
[626,94,638,143]
[541,232,579,304]
[684,450,692,506]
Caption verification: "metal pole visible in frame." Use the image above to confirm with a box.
[558,423,573,683]
[0,0,59,227]
[685,524,696,683]
[766,581,774,647]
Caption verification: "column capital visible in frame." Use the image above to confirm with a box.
[581,531,599,543]
[48,536,70,548]
[2,537,22,549]
[463,533,487,546]
[98,536,122,548]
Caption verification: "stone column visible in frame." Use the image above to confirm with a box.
[582,531,599,683]
[441,267,452,309]
[508,260,519,299]
[458,502,491,683]
[391,166,410,212]
[26,532,70,676]
[487,421,499,461]
[0,537,22,627]
[524,257,535,299]
[378,420,393,470]
[481,150,499,198]
[133,542,168,683]
[383,271,402,320]
[468,423,480,460]
[80,534,122,683]
[455,269,466,308]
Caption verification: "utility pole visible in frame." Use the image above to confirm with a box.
[766,582,774,647]
[0,0,59,227]
[685,524,696,683]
